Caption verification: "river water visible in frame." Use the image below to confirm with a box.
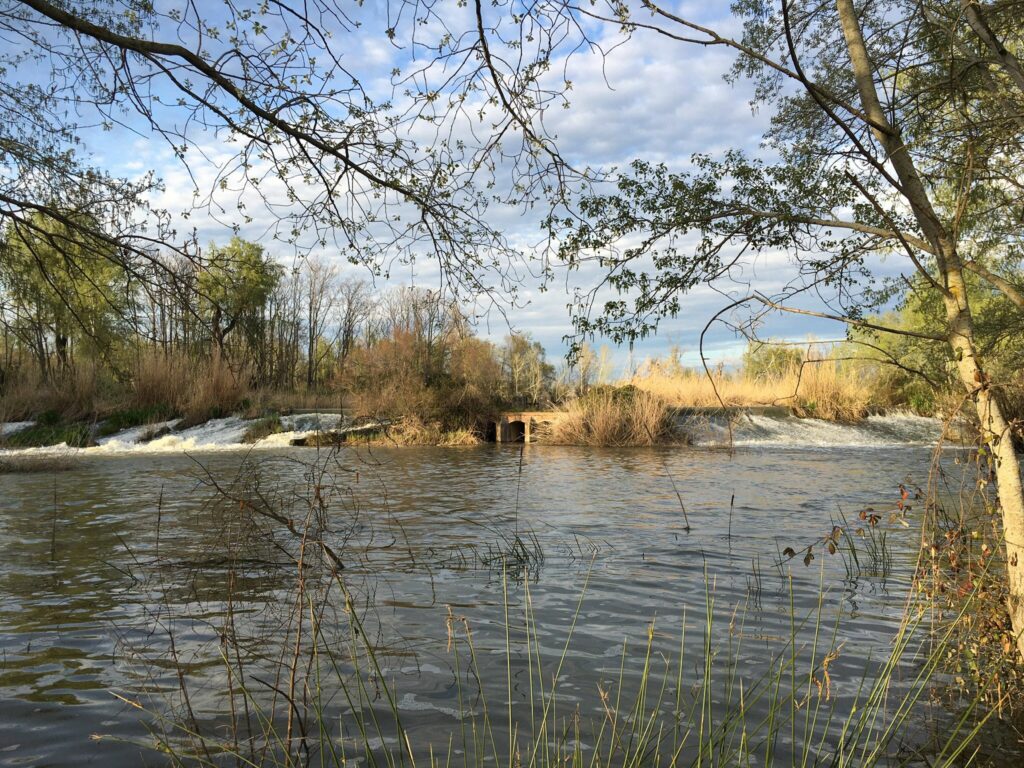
[0,414,991,766]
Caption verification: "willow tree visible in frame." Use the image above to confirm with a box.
[199,238,282,363]
[416,0,1024,654]
[0,209,127,378]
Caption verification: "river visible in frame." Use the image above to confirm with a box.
[0,413,994,765]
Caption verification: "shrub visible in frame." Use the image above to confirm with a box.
[546,387,679,446]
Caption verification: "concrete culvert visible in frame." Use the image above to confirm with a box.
[507,420,526,443]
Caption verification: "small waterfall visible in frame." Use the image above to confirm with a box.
[2,410,961,455]
[0,421,34,438]
[1,412,352,455]
[688,409,953,449]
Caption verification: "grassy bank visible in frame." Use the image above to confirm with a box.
[0,341,984,451]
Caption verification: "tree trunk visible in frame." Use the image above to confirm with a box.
[55,332,69,375]
[307,333,315,388]
[943,261,1024,660]
[837,0,1024,658]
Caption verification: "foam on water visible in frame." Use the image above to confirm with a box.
[103,416,257,453]
[0,421,34,437]
[254,412,348,448]
[3,410,954,455]
[0,413,359,456]
[691,410,947,449]
[95,419,182,448]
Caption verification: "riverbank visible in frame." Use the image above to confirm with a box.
[0,360,955,453]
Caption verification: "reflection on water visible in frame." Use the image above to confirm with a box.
[0,444,977,765]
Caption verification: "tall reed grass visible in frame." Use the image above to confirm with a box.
[546,387,680,446]
[134,350,253,426]
[0,362,112,421]
[129,555,990,768]
[0,350,254,428]
[629,352,873,421]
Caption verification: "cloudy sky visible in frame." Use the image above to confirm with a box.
[75,1,906,372]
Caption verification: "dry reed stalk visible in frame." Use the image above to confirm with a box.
[629,354,872,421]
[0,369,48,421]
[0,361,111,421]
[362,415,481,446]
[183,356,252,423]
[547,388,678,446]
[132,350,193,412]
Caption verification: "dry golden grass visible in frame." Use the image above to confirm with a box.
[629,354,873,421]
[0,363,113,421]
[135,351,252,426]
[546,387,680,446]
[0,370,49,421]
[132,350,193,412]
[0,352,255,426]
[345,415,481,446]
[185,357,250,420]
[242,388,347,418]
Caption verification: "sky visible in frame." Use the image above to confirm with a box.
[61,1,911,373]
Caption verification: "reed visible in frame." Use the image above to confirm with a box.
[129,559,989,768]
[241,414,285,443]
[130,350,194,413]
[0,361,113,422]
[345,414,482,446]
[182,357,252,425]
[629,351,873,421]
[546,386,680,446]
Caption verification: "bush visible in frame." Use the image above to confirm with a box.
[743,341,804,380]
[546,387,680,446]
[97,404,177,437]
[2,420,92,448]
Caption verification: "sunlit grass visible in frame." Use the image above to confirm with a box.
[629,354,873,421]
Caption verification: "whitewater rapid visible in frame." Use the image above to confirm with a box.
[0,413,351,456]
[0,410,963,456]
[690,410,954,449]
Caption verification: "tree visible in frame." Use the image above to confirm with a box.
[743,341,805,382]
[383,0,1023,654]
[500,333,554,406]
[303,258,339,388]
[0,209,127,378]
[479,0,1024,656]
[335,278,373,377]
[1,0,534,302]
[199,237,281,363]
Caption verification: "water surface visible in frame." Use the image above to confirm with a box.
[0,430,969,765]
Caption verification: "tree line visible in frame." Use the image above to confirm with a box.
[0,225,555,415]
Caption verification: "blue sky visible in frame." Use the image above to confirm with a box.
[63,1,909,372]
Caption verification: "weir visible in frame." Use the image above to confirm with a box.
[0,408,947,453]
